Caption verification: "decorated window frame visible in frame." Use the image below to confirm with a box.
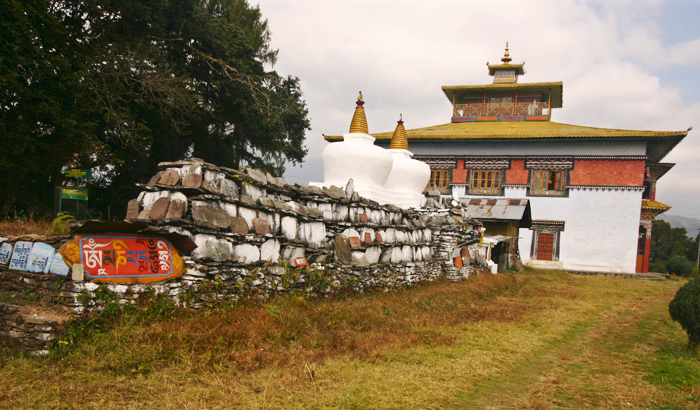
[525,157,573,197]
[428,169,450,193]
[469,169,504,195]
[463,157,509,196]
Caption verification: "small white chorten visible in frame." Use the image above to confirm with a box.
[382,115,431,208]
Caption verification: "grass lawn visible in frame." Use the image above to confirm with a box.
[1,270,698,409]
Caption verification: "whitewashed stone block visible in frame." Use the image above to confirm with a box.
[208,238,233,262]
[366,246,382,264]
[385,228,396,243]
[352,252,369,266]
[336,205,349,221]
[422,246,432,261]
[303,222,326,248]
[381,248,392,263]
[424,229,432,242]
[192,234,215,259]
[242,184,265,201]
[234,244,260,264]
[318,203,333,220]
[402,245,413,262]
[222,203,237,218]
[281,216,298,241]
[395,230,407,243]
[390,247,403,264]
[260,239,281,263]
[414,247,423,262]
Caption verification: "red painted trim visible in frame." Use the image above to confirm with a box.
[569,159,645,186]
[452,159,468,183]
[476,116,498,121]
[525,115,549,121]
[506,159,528,184]
[642,235,651,273]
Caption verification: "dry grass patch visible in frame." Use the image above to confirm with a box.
[0,271,694,409]
[0,213,52,236]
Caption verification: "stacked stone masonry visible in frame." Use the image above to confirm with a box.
[1,160,485,354]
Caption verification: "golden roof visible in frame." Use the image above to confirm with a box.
[390,115,409,149]
[349,92,368,134]
[642,200,671,211]
[324,121,690,163]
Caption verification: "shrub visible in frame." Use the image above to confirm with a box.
[666,255,694,277]
[669,277,700,348]
[45,212,75,236]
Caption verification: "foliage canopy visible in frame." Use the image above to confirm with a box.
[650,219,698,275]
[0,0,310,218]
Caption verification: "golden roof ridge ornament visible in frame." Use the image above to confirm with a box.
[501,42,512,64]
[349,91,369,134]
[390,114,409,150]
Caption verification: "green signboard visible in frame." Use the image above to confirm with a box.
[63,168,92,178]
[60,188,88,200]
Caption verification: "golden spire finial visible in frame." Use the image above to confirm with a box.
[501,42,512,64]
[390,114,409,150]
[349,91,368,134]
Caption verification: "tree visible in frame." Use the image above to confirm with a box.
[650,220,698,272]
[0,0,310,219]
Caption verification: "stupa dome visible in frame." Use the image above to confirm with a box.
[318,93,393,193]
[382,115,431,207]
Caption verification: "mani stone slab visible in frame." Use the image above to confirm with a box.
[159,168,180,186]
[348,236,362,249]
[334,234,353,265]
[166,199,187,219]
[252,218,271,235]
[192,204,231,229]
[146,173,161,188]
[182,173,202,188]
[125,199,140,220]
[230,217,249,234]
[149,197,171,220]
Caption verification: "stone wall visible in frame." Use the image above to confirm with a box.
[1,159,484,354]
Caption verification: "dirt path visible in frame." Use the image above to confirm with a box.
[456,284,681,409]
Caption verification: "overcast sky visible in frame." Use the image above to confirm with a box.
[254,0,700,218]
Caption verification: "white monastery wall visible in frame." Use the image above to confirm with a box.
[457,186,642,273]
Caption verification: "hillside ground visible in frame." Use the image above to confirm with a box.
[1,270,698,409]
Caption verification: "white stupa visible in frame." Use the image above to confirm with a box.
[312,94,430,209]
[382,115,431,208]
[312,93,393,202]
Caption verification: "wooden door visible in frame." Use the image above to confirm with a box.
[536,233,555,261]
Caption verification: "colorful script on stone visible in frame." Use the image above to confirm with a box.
[59,235,183,284]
